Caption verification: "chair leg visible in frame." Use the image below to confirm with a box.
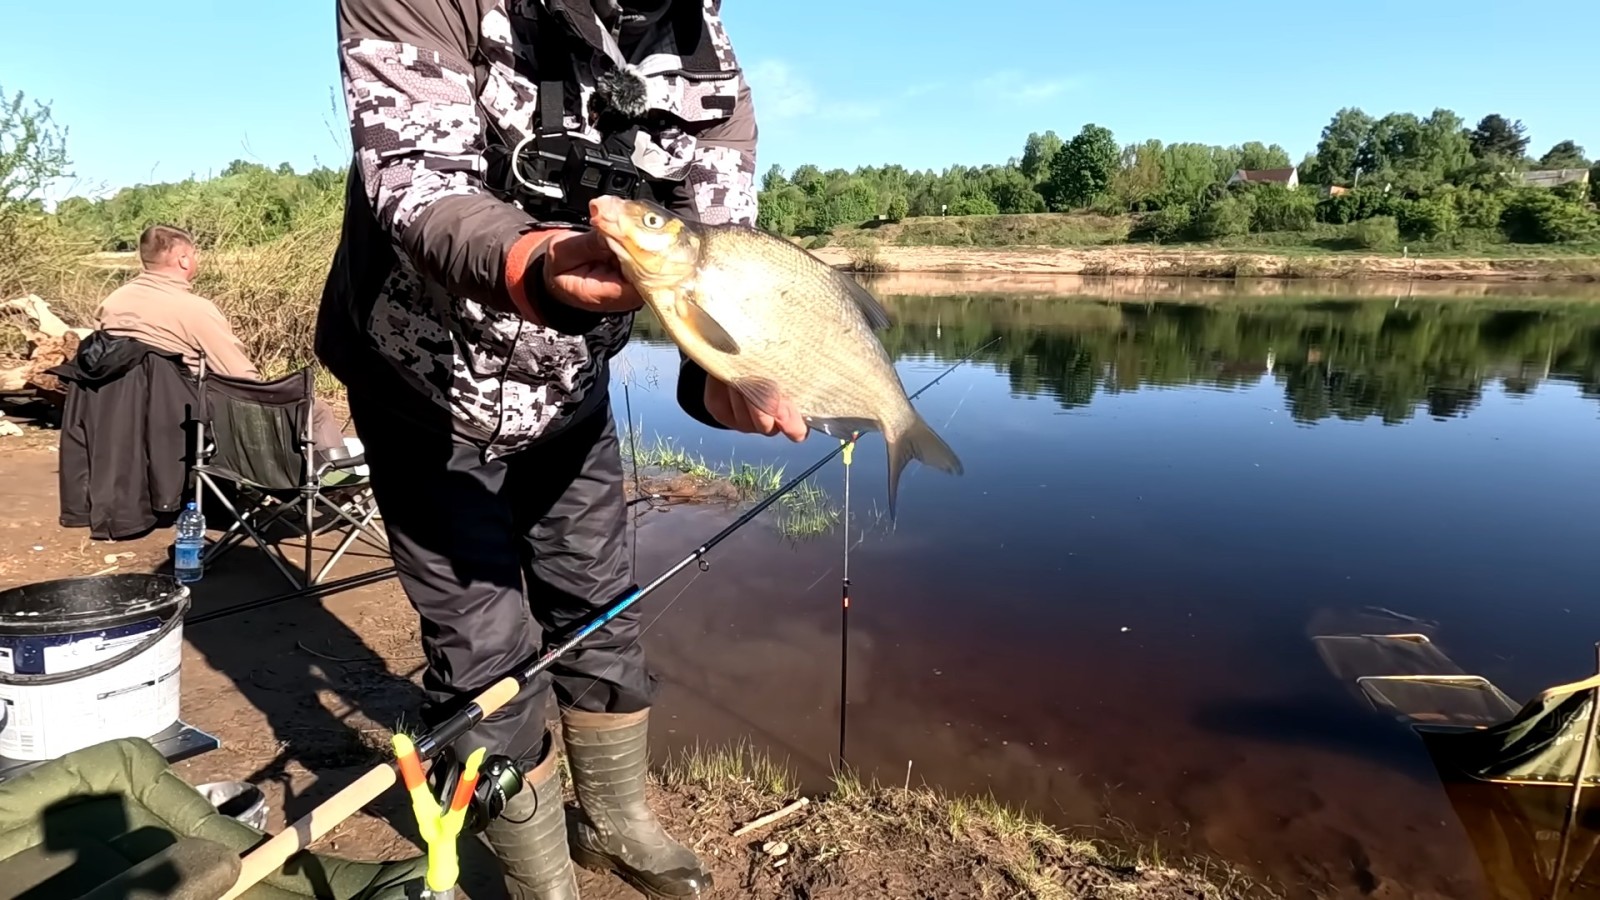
[311,493,388,584]
[198,479,305,589]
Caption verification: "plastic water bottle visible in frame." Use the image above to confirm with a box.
[174,502,206,584]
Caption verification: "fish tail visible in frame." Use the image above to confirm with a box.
[884,410,963,518]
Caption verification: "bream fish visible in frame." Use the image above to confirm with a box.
[588,195,962,516]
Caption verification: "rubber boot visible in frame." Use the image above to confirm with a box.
[479,749,581,900]
[561,708,713,899]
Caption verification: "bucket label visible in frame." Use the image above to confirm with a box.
[0,618,160,677]
[0,625,183,761]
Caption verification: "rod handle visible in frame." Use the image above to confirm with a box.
[219,764,397,900]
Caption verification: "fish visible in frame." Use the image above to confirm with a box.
[588,194,962,517]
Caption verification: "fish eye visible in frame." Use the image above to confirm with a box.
[642,211,664,229]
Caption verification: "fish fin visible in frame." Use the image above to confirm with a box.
[678,295,740,355]
[884,410,963,520]
[806,416,879,439]
[830,271,893,330]
[729,375,785,418]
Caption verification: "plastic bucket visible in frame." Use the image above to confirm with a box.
[0,573,190,761]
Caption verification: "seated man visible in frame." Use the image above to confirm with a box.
[97,224,345,452]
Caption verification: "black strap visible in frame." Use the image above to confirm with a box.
[539,78,566,136]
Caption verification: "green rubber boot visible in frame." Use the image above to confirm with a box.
[561,708,713,899]
[479,749,581,900]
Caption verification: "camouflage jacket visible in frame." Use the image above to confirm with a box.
[315,0,757,457]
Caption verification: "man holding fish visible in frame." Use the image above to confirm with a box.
[317,1,958,897]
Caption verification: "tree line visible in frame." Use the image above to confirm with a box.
[756,109,1600,249]
[4,80,1599,258]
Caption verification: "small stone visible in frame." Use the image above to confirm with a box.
[762,840,789,857]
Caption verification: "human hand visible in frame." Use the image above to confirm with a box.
[540,229,644,314]
[703,377,808,442]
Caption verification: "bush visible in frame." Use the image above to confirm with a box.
[1350,216,1400,250]
[1248,185,1316,232]
[1129,204,1193,242]
[1500,189,1599,243]
[1395,196,1459,240]
[1196,196,1253,239]
[1451,189,1508,230]
[886,194,909,222]
[948,193,1000,216]
[1316,187,1396,225]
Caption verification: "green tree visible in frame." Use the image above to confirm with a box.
[1236,141,1291,171]
[0,85,71,210]
[1019,130,1063,183]
[1469,114,1531,162]
[756,184,805,235]
[1308,107,1374,186]
[985,168,1047,214]
[1157,143,1220,208]
[1111,139,1165,210]
[1042,123,1118,211]
[886,193,909,221]
[760,164,787,192]
[1537,141,1589,169]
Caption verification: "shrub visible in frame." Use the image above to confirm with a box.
[1350,216,1400,250]
[1500,189,1598,243]
[1196,196,1253,239]
[1129,204,1193,242]
[886,194,909,222]
[1451,189,1508,230]
[1395,196,1459,240]
[1248,185,1316,232]
[948,193,1000,216]
[1316,186,1396,225]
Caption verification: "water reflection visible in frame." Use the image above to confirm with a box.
[628,290,1600,425]
[612,284,1600,900]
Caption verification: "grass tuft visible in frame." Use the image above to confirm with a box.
[622,430,841,540]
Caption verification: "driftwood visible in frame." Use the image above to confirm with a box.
[731,797,810,837]
[1,295,86,404]
[1,294,85,339]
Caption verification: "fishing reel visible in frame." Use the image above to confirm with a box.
[426,747,527,834]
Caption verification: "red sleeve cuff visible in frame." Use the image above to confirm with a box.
[504,230,549,325]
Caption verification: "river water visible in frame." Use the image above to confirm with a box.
[605,275,1600,899]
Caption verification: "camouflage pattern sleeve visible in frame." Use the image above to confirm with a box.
[681,78,759,228]
[337,0,537,312]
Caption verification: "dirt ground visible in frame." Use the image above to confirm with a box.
[808,244,1599,283]
[0,403,1239,900]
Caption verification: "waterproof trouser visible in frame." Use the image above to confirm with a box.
[346,383,655,768]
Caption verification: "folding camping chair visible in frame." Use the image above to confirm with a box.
[189,352,387,589]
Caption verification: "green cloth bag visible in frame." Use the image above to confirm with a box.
[0,737,425,900]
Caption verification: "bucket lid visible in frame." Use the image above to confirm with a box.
[0,573,190,633]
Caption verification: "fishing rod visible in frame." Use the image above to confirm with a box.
[219,334,1001,899]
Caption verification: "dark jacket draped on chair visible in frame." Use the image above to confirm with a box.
[49,331,199,540]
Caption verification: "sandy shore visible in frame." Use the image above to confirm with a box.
[810,244,1600,283]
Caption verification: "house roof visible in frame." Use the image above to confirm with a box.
[1234,167,1298,183]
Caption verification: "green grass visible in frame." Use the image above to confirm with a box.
[622,431,841,540]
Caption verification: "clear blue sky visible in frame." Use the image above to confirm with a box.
[7,0,1597,202]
